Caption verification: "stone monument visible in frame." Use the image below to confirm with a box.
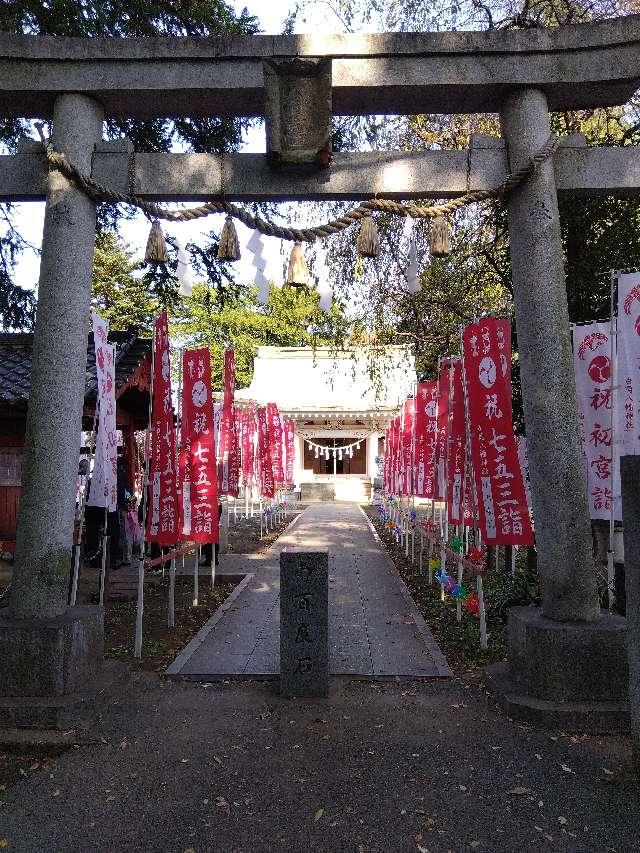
[280,550,329,698]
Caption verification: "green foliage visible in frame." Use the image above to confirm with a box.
[173,283,344,389]
[91,231,157,333]
[0,0,259,330]
[487,562,541,623]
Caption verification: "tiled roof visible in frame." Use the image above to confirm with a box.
[0,328,151,412]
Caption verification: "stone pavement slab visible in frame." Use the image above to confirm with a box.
[166,503,452,680]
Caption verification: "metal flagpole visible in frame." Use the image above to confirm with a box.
[135,320,156,659]
[460,324,487,650]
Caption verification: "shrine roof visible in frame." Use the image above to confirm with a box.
[235,346,415,413]
[0,328,151,414]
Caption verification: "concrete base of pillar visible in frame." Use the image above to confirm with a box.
[485,606,629,732]
[0,606,104,729]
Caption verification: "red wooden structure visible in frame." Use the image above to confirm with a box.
[0,329,151,550]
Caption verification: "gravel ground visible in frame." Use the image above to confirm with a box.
[1,672,637,853]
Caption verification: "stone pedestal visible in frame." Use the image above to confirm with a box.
[0,606,103,729]
[280,550,329,698]
[486,607,628,732]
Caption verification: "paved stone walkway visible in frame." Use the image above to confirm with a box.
[167,503,451,680]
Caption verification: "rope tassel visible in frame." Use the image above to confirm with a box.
[286,242,310,287]
[144,220,168,264]
[217,215,241,261]
[357,214,380,258]
[430,215,451,257]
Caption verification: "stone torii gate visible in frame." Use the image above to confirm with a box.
[1,17,639,727]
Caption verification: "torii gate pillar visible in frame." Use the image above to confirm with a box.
[487,88,628,730]
[0,94,105,727]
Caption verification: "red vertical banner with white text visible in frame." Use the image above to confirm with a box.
[256,406,275,498]
[383,425,391,492]
[145,313,179,545]
[241,404,256,487]
[267,402,284,484]
[413,381,438,499]
[434,361,452,499]
[219,349,239,497]
[391,416,401,494]
[446,360,467,524]
[462,318,534,546]
[284,418,296,485]
[401,398,414,496]
[180,348,218,543]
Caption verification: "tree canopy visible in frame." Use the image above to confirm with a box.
[0,0,259,329]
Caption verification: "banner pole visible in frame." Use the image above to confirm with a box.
[135,320,156,659]
[98,514,108,608]
[211,539,216,590]
[193,545,199,607]
[607,269,618,610]
[168,555,176,628]
[460,324,487,650]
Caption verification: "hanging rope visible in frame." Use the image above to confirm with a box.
[38,131,560,243]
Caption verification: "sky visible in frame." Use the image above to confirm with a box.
[7,0,357,298]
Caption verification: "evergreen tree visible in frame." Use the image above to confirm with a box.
[0,1,259,329]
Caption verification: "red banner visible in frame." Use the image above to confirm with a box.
[389,416,399,494]
[256,405,274,498]
[413,380,438,498]
[462,318,533,546]
[146,313,179,545]
[284,417,296,485]
[401,398,414,496]
[241,404,256,486]
[383,424,390,492]
[435,360,452,499]
[219,349,239,497]
[267,402,284,484]
[447,359,466,524]
[180,348,219,543]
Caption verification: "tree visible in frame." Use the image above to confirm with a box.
[0,1,259,329]
[91,231,158,333]
[173,283,346,389]
[286,0,640,385]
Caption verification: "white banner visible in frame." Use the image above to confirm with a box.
[87,314,117,511]
[572,322,621,521]
[617,272,640,455]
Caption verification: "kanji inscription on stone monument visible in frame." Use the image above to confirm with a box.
[280,550,329,698]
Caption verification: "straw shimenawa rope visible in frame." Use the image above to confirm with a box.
[40,134,560,243]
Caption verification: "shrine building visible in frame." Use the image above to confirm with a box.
[235,345,415,502]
